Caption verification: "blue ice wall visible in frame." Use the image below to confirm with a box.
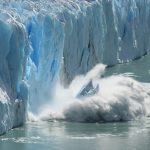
[1,0,150,115]
[62,0,150,82]
[0,11,29,134]
[26,15,65,113]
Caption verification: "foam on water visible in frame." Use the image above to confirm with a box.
[28,64,150,123]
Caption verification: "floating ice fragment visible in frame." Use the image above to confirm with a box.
[76,79,99,99]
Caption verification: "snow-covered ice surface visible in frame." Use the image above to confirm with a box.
[1,0,150,133]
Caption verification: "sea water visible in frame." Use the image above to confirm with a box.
[0,119,150,150]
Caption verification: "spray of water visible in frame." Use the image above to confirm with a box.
[28,64,150,122]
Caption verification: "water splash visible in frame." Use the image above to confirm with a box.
[28,64,150,122]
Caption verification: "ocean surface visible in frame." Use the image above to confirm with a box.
[0,119,150,150]
[1,55,150,150]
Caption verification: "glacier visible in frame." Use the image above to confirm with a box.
[0,0,150,134]
[0,13,28,135]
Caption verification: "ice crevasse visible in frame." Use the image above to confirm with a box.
[0,0,150,134]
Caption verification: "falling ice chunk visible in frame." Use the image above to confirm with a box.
[76,79,99,99]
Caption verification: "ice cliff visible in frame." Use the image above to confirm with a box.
[0,12,28,135]
[0,0,150,134]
